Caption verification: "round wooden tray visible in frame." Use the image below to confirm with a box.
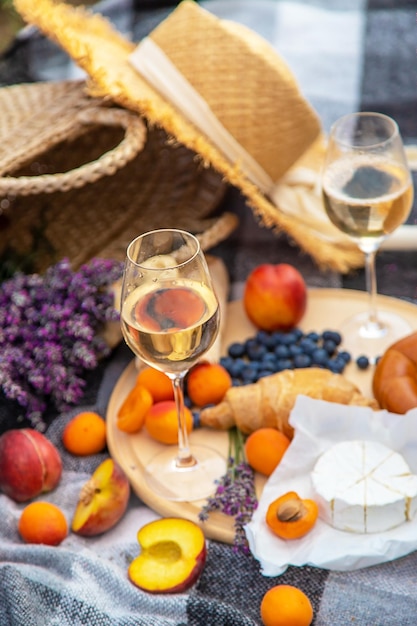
[106,288,417,544]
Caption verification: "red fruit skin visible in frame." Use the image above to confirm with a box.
[243,263,307,331]
[0,429,62,502]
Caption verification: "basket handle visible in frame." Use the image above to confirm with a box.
[0,107,147,196]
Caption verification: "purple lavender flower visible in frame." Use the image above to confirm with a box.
[199,427,258,554]
[0,257,123,429]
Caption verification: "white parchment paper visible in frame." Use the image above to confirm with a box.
[245,396,417,576]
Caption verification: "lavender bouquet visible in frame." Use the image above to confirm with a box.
[0,257,123,430]
[199,427,258,554]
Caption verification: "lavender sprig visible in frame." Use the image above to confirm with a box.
[199,427,258,554]
[0,257,123,429]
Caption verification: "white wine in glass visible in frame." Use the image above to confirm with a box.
[321,112,414,360]
[120,228,226,501]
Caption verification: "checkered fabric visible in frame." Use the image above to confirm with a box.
[1,1,417,624]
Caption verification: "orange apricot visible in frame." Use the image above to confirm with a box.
[18,501,68,546]
[265,491,318,540]
[117,383,153,433]
[260,584,313,626]
[62,411,107,456]
[245,428,290,476]
[186,362,232,407]
[145,400,193,445]
[136,366,174,403]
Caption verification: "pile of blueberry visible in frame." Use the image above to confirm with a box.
[219,328,370,387]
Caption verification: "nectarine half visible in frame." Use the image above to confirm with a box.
[129,517,207,593]
[71,458,130,536]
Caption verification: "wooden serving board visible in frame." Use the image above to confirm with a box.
[106,288,417,544]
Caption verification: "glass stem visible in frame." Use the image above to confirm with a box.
[364,249,380,329]
[172,373,196,468]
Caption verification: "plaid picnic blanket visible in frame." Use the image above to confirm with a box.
[1,1,417,624]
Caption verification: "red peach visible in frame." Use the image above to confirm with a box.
[0,429,62,502]
[243,263,307,331]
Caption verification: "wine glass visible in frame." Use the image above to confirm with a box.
[120,228,226,501]
[321,112,414,360]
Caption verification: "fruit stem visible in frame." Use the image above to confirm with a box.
[171,372,197,468]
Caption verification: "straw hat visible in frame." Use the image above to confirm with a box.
[13,0,364,272]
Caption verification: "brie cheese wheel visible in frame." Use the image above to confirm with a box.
[311,440,417,533]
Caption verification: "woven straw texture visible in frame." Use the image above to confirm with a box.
[12,0,364,272]
[0,80,235,272]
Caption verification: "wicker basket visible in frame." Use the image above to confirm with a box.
[0,80,236,273]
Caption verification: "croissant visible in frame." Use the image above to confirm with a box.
[373,331,417,414]
[200,368,379,439]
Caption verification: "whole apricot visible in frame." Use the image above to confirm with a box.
[245,428,290,476]
[62,411,107,456]
[18,501,68,546]
[136,366,174,402]
[145,401,193,444]
[260,584,313,626]
[243,263,307,331]
[0,429,62,502]
[187,362,232,407]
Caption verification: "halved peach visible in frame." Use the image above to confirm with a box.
[71,458,130,536]
[128,517,207,593]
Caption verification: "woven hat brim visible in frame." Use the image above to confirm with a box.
[13,0,364,273]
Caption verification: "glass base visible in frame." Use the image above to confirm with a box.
[340,309,411,362]
[144,444,226,502]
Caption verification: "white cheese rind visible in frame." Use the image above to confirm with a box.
[311,440,417,533]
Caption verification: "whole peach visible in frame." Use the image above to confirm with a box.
[0,429,62,502]
[243,263,307,331]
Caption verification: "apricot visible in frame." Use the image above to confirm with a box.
[117,383,153,433]
[266,491,319,540]
[0,429,62,502]
[243,263,307,331]
[186,362,232,407]
[18,501,68,546]
[145,400,193,445]
[245,428,291,476]
[62,411,107,456]
[260,584,313,626]
[71,458,130,536]
[129,517,206,593]
[136,366,174,402]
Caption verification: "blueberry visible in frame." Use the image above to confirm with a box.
[241,366,259,383]
[323,339,337,355]
[356,355,370,370]
[228,360,245,378]
[274,344,290,359]
[298,338,317,354]
[192,411,201,428]
[322,330,342,346]
[338,350,352,364]
[306,331,320,342]
[259,360,276,372]
[311,348,329,366]
[293,354,312,368]
[228,342,246,358]
[276,358,294,371]
[280,331,299,345]
[289,344,304,356]
[256,330,277,349]
[219,356,234,370]
[247,342,268,361]
[327,359,345,373]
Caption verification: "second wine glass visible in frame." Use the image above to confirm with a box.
[321,112,414,360]
[120,228,226,501]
